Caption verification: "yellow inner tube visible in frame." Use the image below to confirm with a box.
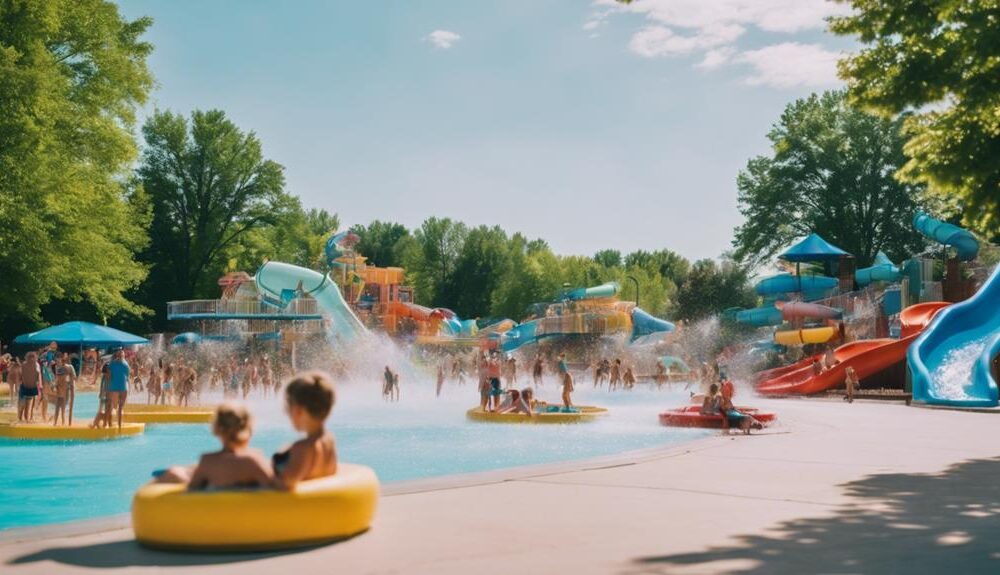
[132,463,379,551]
[466,405,608,424]
[774,326,836,346]
[123,411,213,424]
[0,422,144,441]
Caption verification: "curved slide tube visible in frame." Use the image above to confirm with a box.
[631,307,674,340]
[776,301,842,321]
[758,302,948,395]
[736,306,784,327]
[499,320,539,353]
[566,282,619,301]
[856,251,902,286]
[756,274,838,297]
[773,327,836,346]
[908,265,1000,407]
[913,212,979,262]
[256,261,366,342]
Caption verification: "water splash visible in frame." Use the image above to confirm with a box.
[931,336,989,401]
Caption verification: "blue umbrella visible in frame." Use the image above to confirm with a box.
[779,233,850,262]
[14,321,148,347]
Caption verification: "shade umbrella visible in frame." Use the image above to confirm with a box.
[780,233,850,262]
[15,321,148,347]
[15,321,148,426]
[779,233,852,291]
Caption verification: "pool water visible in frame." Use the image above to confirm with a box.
[0,381,707,530]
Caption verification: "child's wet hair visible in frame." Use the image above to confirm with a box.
[285,371,335,420]
[213,403,252,443]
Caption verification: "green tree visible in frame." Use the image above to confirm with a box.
[441,225,511,317]
[593,249,622,269]
[0,0,154,329]
[138,109,296,301]
[398,217,468,306]
[349,220,409,267]
[673,258,757,321]
[831,1,1000,239]
[732,91,927,268]
[624,249,690,286]
[224,205,338,272]
[490,234,562,319]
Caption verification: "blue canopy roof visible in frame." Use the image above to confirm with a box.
[14,321,148,347]
[780,233,851,262]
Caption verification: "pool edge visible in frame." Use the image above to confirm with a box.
[0,431,724,544]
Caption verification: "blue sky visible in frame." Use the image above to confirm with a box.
[117,0,856,261]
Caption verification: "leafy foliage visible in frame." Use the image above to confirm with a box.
[673,258,757,322]
[0,0,153,330]
[138,109,297,300]
[831,0,1000,239]
[732,91,927,268]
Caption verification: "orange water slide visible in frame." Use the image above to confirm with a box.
[756,302,950,396]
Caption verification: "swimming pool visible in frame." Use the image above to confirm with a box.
[0,382,707,530]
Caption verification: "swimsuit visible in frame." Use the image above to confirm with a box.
[108,360,130,393]
[489,377,503,396]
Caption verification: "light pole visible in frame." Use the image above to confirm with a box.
[626,275,639,308]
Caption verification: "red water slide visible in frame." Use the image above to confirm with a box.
[756,302,950,396]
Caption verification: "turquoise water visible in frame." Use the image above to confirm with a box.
[0,382,707,530]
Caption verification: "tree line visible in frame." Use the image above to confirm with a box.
[3,0,997,339]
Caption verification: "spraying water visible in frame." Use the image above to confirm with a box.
[929,336,988,401]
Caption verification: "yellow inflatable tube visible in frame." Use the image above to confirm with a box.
[132,463,379,551]
[466,405,608,424]
[0,422,144,441]
[774,327,836,346]
[123,411,213,424]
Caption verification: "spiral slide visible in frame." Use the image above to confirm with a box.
[255,261,367,342]
[913,212,980,261]
[757,302,948,395]
[909,265,1000,407]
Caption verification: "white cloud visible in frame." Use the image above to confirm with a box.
[425,30,461,49]
[697,47,737,70]
[629,23,743,58]
[736,43,841,88]
[596,0,850,88]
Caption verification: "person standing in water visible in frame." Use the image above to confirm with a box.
[436,363,446,397]
[609,359,622,391]
[844,366,859,403]
[6,357,21,408]
[532,355,544,387]
[107,349,131,429]
[52,353,76,426]
[561,370,575,409]
[18,353,40,422]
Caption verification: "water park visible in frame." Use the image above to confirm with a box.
[4,1,1000,574]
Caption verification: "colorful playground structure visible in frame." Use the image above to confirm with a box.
[745,212,1000,408]
[166,229,676,356]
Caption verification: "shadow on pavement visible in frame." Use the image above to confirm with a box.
[626,457,1000,574]
[8,539,323,568]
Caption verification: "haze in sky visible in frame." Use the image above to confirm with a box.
[118,0,855,261]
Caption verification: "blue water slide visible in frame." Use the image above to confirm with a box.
[565,282,619,301]
[631,307,675,339]
[255,261,367,342]
[500,320,539,353]
[755,273,838,296]
[908,265,1000,407]
[735,306,784,327]
[913,212,980,261]
[856,252,902,286]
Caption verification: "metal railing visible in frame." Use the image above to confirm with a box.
[167,298,321,318]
